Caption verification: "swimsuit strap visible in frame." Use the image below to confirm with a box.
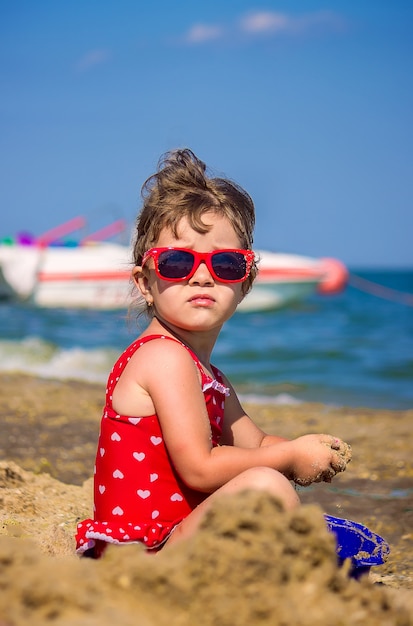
[135,335,229,395]
[134,334,206,379]
[106,334,211,399]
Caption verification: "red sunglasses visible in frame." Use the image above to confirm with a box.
[142,247,255,283]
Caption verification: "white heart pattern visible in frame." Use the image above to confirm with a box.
[111,432,121,441]
[151,510,160,519]
[137,489,151,499]
[150,436,162,446]
[112,506,124,516]
[150,473,158,482]
[100,448,105,457]
[132,452,145,462]
[113,469,124,479]
[170,493,184,502]
[128,417,141,425]
[98,485,106,494]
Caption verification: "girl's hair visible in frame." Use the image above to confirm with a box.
[132,148,257,312]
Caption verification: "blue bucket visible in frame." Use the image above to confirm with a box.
[324,515,390,579]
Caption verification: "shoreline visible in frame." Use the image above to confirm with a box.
[1,372,412,624]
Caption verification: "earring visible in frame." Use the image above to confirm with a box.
[146,300,153,307]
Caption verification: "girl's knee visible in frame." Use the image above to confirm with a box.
[235,467,300,510]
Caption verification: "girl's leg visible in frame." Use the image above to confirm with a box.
[165,466,299,548]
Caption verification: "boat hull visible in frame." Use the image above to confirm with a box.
[0,244,347,312]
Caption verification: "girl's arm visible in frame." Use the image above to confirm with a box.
[219,375,289,448]
[218,377,352,486]
[122,340,350,492]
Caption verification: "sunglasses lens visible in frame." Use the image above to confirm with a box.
[211,251,247,281]
[157,249,194,279]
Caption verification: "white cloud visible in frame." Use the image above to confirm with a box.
[239,11,291,35]
[184,23,224,44]
[182,10,346,45]
[240,10,347,37]
[75,49,111,72]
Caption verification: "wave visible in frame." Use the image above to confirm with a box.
[238,393,303,406]
[0,337,307,406]
[0,337,118,384]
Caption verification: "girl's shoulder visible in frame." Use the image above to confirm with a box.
[116,334,202,376]
[108,334,180,381]
[121,333,184,359]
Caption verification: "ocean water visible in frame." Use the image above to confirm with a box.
[0,270,412,410]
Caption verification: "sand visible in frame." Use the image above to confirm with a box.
[0,372,412,625]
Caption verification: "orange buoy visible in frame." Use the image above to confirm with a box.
[317,258,349,294]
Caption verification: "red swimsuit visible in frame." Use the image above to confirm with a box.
[76,334,229,556]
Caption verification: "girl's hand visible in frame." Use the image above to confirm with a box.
[286,434,352,486]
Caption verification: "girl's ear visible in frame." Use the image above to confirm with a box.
[132,266,154,306]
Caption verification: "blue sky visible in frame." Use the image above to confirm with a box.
[1,1,412,267]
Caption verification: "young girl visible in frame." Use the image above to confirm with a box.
[76,148,352,557]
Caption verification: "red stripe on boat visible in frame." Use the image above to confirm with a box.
[38,271,131,282]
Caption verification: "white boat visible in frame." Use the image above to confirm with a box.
[238,251,347,312]
[0,217,347,311]
[0,242,347,312]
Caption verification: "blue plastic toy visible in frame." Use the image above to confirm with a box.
[325,515,390,579]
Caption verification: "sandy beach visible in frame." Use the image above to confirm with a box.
[1,372,412,625]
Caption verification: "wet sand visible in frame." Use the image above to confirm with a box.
[0,373,412,625]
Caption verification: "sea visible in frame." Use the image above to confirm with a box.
[0,269,412,411]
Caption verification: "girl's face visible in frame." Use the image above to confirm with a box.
[135,212,246,333]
